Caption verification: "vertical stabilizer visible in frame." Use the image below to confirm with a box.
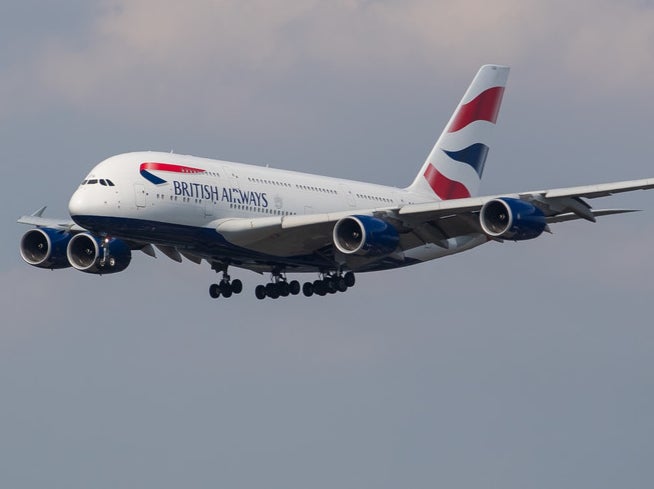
[407,65,509,200]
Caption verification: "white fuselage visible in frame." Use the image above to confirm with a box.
[69,152,425,225]
[67,151,486,273]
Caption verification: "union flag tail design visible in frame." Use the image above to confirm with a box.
[407,65,509,200]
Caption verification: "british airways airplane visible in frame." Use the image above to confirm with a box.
[18,65,654,300]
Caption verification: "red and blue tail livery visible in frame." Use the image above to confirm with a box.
[409,64,508,200]
[18,65,654,301]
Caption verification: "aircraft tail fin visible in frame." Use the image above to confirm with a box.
[406,65,509,200]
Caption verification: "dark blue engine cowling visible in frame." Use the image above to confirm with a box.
[20,228,73,269]
[333,215,400,256]
[480,197,546,241]
[66,233,132,274]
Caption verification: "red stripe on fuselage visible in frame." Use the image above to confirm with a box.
[423,164,471,200]
[448,86,505,133]
[140,162,205,174]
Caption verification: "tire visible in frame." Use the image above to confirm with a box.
[344,271,355,287]
[313,280,326,296]
[279,282,290,297]
[255,285,267,300]
[302,282,314,297]
[209,283,220,298]
[231,279,243,294]
[266,283,280,299]
[325,277,337,293]
[220,282,233,298]
[289,280,301,295]
[336,277,348,292]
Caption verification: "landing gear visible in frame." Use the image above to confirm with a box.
[209,267,243,299]
[207,266,356,300]
[300,271,356,298]
[254,271,301,300]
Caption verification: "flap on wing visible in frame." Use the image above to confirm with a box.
[213,213,348,256]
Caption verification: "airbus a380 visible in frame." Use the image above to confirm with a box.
[18,65,654,300]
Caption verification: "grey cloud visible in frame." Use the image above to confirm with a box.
[3,0,654,129]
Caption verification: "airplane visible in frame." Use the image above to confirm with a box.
[18,65,654,300]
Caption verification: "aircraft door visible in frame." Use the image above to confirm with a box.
[134,183,146,208]
[222,166,240,190]
[339,184,356,207]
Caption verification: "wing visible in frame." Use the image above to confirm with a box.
[213,178,654,255]
[17,206,85,232]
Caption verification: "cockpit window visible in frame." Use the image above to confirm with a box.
[81,178,114,186]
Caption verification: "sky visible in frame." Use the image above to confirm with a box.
[1,1,654,488]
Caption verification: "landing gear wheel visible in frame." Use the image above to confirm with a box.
[266,283,280,299]
[289,280,301,295]
[302,282,314,297]
[279,281,290,297]
[336,277,348,292]
[220,281,233,298]
[344,271,355,287]
[231,279,243,294]
[255,285,267,300]
[313,280,327,296]
[209,283,220,298]
[325,277,337,294]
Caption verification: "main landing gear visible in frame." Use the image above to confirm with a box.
[300,271,355,298]
[209,270,243,299]
[254,271,356,300]
[254,273,301,300]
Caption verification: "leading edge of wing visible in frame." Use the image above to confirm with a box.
[17,207,84,232]
[525,177,654,200]
[399,177,654,220]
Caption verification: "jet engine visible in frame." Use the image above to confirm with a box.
[333,215,399,256]
[66,233,132,274]
[479,197,547,241]
[20,228,72,269]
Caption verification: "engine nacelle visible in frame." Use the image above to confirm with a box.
[333,215,399,256]
[20,228,72,269]
[480,197,546,241]
[66,233,132,274]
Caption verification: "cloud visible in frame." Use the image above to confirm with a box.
[3,0,653,129]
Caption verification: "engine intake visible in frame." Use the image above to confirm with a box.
[66,233,132,274]
[480,197,546,241]
[333,215,399,256]
[20,228,72,269]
